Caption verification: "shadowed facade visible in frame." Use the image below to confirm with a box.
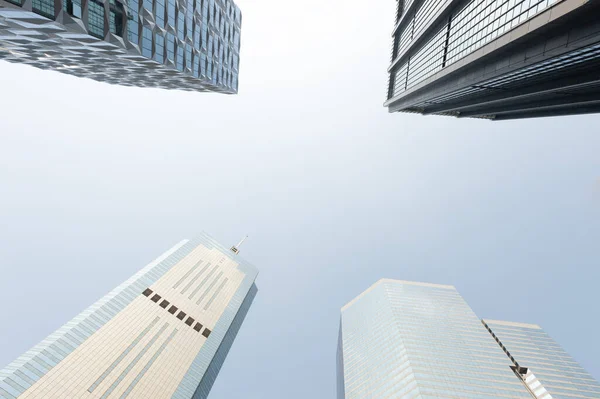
[385,0,600,120]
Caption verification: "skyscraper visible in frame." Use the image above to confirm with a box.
[0,0,241,93]
[337,279,600,399]
[384,0,600,119]
[484,319,600,399]
[337,279,532,398]
[0,233,258,399]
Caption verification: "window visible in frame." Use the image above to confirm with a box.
[177,12,185,40]
[202,328,211,338]
[159,299,170,308]
[185,317,195,326]
[32,0,54,19]
[168,305,178,314]
[176,44,184,71]
[154,33,164,63]
[155,0,165,27]
[127,0,139,44]
[200,53,206,76]
[142,26,152,58]
[193,322,203,332]
[128,20,139,45]
[167,0,176,27]
[65,0,82,18]
[176,311,186,320]
[166,33,175,61]
[186,15,193,39]
[193,55,200,77]
[185,45,192,71]
[109,0,125,37]
[193,25,200,50]
[88,0,105,38]
[142,288,153,297]
[151,294,161,303]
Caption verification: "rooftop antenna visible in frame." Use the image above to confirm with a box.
[230,235,248,255]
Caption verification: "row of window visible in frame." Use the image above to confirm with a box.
[25,0,237,52]
[140,0,239,45]
[415,42,600,108]
[138,26,237,87]
[32,0,54,18]
[25,0,125,38]
[390,0,560,98]
[17,0,237,89]
[143,288,211,338]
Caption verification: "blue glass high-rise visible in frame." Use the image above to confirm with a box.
[337,279,533,399]
[484,320,600,399]
[338,279,600,399]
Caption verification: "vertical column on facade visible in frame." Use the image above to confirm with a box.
[396,0,404,23]
[405,57,410,91]
[53,0,62,21]
[81,0,89,32]
[442,14,452,68]
[387,70,395,100]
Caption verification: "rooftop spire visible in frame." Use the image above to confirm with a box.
[230,235,248,255]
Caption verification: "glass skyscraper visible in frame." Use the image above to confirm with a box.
[385,0,600,119]
[0,232,258,399]
[484,320,600,399]
[337,279,532,399]
[337,279,600,399]
[0,0,241,93]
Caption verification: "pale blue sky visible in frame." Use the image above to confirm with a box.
[0,0,599,398]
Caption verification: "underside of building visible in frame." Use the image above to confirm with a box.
[385,0,600,120]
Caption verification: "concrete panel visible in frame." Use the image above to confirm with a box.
[495,56,510,72]
[525,41,546,60]
[544,32,569,52]
[528,9,551,32]
[549,0,586,22]
[568,19,600,43]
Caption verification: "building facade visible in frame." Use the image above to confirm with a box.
[0,233,258,399]
[484,319,600,399]
[384,0,600,119]
[337,279,533,399]
[0,0,241,93]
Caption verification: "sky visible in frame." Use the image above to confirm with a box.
[0,0,599,397]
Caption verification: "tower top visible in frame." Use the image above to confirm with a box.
[230,235,248,255]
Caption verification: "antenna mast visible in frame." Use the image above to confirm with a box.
[230,235,248,255]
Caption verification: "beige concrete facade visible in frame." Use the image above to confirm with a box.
[0,235,256,399]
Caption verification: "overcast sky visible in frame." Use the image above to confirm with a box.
[0,0,599,398]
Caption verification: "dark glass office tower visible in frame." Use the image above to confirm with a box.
[0,0,241,93]
[385,0,600,119]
